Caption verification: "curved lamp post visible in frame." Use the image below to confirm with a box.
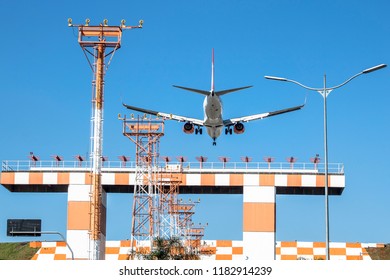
[265,63,386,260]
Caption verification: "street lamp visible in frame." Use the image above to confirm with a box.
[265,63,386,260]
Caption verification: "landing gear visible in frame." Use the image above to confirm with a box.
[195,127,203,135]
[225,127,232,135]
[212,138,217,146]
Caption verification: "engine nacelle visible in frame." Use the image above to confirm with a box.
[234,122,245,134]
[183,122,194,134]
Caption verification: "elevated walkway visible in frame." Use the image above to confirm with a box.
[1,160,345,195]
[1,159,346,260]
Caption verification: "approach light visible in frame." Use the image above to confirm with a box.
[120,19,126,27]
[68,18,73,27]
[139,19,144,27]
[103,19,108,26]
[85,18,90,26]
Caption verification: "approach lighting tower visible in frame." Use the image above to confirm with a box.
[68,18,143,260]
[120,114,165,254]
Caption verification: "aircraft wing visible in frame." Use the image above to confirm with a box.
[122,103,204,127]
[223,103,304,126]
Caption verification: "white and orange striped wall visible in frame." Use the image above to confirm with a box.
[1,167,345,260]
[30,240,383,260]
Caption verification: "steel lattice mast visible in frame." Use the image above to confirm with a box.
[120,116,165,255]
[69,18,142,260]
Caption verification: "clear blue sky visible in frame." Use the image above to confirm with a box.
[0,0,389,244]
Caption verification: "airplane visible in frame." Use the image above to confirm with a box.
[123,49,304,146]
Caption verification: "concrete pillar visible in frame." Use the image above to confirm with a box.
[242,174,275,260]
[67,184,107,259]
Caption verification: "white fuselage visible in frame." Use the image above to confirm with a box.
[203,92,223,139]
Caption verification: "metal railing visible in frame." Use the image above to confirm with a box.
[1,160,344,174]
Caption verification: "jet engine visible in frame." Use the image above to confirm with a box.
[234,122,245,134]
[183,122,194,134]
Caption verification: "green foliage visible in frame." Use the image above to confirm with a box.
[133,237,201,260]
[0,242,37,260]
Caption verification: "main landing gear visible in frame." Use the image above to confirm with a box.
[225,127,233,135]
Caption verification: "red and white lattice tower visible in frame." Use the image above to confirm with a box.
[121,115,164,253]
[69,18,142,260]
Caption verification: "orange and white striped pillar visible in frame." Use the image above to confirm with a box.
[242,174,276,260]
[67,181,107,260]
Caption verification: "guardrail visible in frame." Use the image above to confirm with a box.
[1,160,344,174]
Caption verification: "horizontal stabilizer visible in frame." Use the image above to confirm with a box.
[216,85,253,96]
[173,85,210,96]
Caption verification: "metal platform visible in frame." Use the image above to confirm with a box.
[1,160,345,195]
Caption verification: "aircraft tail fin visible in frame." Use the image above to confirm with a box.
[211,48,215,92]
[173,49,252,96]
[212,48,252,96]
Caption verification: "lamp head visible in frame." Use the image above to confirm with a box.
[68,18,73,27]
[139,19,144,27]
[264,75,288,82]
[362,64,387,74]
